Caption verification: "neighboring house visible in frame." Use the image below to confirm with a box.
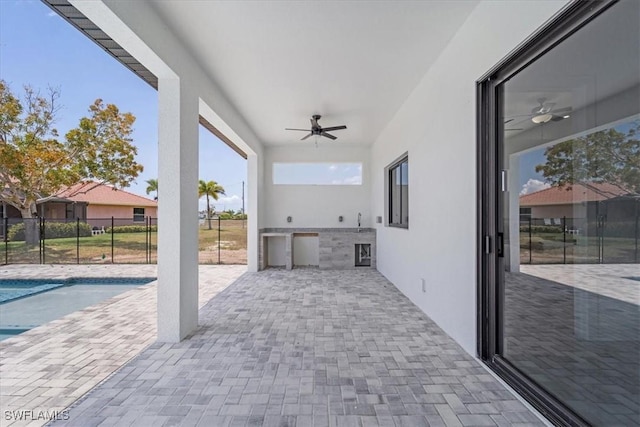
[519,182,631,221]
[58,182,158,225]
[1,197,88,221]
[1,181,158,225]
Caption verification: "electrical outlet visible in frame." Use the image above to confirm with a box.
[421,278,426,293]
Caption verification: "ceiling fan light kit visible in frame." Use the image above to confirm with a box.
[531,113,553,124]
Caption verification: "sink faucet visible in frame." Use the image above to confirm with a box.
[357,212,362,231]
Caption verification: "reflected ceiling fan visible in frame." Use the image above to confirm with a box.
[285,115,347,140]
[508,98,572,125]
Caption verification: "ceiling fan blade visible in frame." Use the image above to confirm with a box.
[301,133,313,140]
[553,106,572,113]
[285,128,310,131]
[504,113,536,118]
[505,128,524,131]
[504,119,514,124]
[321,132,337,140]
[321,125,347,132]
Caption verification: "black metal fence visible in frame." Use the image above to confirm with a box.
[1,217,247,265]
[520,215,639,264]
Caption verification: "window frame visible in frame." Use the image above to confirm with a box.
[386,153,409,229]
[133,207,145,223]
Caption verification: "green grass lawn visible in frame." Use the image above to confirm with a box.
[520,231,638,264]
[3,220,247,264]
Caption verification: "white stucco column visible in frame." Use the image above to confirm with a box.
[157,77,199,342]
[247,153,260,272]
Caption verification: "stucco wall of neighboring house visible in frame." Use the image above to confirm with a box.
[86,205,158,221]
[370,0,568,355]
[529,204,587,220]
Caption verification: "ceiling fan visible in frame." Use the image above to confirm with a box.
[285,115,347,140]
[507,98,572,125]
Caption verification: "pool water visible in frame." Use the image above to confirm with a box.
[0,278,155,341]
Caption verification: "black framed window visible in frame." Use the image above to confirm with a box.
[518,207,531,222]
[133,207,145,222]
[387,155,408,228]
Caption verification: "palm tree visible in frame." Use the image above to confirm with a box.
[145,178,158,200]
[198,180,225,229]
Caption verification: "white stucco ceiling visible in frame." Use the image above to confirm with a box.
[149,1,479,146]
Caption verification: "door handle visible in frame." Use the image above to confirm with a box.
[497,233,504,258]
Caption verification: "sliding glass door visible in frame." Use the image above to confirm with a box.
[479,1,639,425]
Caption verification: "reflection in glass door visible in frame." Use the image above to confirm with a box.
[481,1,639,426]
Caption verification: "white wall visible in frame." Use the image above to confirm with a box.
[267,236,287,267]
[293,236,320,267]
[371,0,568,355]
[264,145,371,229]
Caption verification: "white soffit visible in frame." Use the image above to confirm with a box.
[149,1,479,146]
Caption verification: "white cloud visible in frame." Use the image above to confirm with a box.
[199,194,243,212]
[520,179,550,196]
[47,11,57,17]
[216,194,242,205]
[331,175,362,185]
[328,164,338,171]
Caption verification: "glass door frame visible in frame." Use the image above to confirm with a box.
[476,1,617,426]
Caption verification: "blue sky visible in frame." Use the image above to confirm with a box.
[273,163,362,185]
[0,0,247,213]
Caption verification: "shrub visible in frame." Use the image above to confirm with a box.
[519,225,563,233]
[106,225,158,233]
[218,213,247,220]
[8,221,92,241]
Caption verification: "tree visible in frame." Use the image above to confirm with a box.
[198,180,225,230]
[536,123,640,196]
[145,178,158,200]
[0,81,143,243]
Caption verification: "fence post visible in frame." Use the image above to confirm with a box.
[4,217,8,265]
[218,216,221,264]
[528,217,532,264]
[111,216,114,263]
[42,217,46,264]
[76,217,80,264]
[38,219,41,264]
[146,216,150,264]
[563,216,566,264]
[635,200,639,264]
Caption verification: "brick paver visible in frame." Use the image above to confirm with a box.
[0,264,246,427]
[47,269,546,426]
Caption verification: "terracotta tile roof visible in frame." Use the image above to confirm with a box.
[520,182,628,206]
[58,182,157,207]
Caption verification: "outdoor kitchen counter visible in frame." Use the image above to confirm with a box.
[259,228,376,270]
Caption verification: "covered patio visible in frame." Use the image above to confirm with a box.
[50,269,543,426]
[5,0,605,424]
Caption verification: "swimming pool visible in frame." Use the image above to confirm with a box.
[0,277,155,341]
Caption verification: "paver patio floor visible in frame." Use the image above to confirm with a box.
[50,269,544,427]
[0,264,246,427]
